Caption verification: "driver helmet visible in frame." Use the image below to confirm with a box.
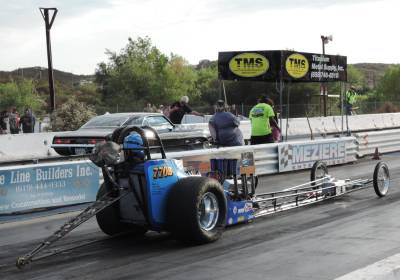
[123,132,145,161]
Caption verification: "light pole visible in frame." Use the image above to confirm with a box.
[320,35,332,117]
[40,7,58,114]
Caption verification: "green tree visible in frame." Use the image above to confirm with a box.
[74,83,103,109]
[347,65,365,89]
[376,65,400,101]
[50,99,96,131]
[193,61,219,106]
[96,37,171,111]
[0,79,45,113]
[96,37,206,112]
[164,55,199,104]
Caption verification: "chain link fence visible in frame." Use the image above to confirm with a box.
[193,101,400,119]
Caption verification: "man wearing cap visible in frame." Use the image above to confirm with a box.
[209,100,244,147]
[169,96,203,124]
[249,95,277,145]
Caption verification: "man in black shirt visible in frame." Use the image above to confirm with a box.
[168,96,203,124]
[20,108,36,133]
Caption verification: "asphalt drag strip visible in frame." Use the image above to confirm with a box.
[1,155,400,279]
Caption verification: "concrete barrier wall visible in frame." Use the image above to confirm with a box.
[2,113,400,163]
[181,113,400,140]
[0,132,60,163]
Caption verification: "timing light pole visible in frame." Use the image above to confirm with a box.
[321,35,332,117]
[40,7,58,113]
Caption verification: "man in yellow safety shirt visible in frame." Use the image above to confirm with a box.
[249,95,278,145]
[345,86,358,115]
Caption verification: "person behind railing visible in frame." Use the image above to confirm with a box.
[169,96,204,124]
[209,100,244,147]
[8,107,20,134]
[0,110,8,134]
[143,102,157,113]
[265,98,281,142]
[20,108,36,133]
[345,86,358,115]
[249,95,277,145]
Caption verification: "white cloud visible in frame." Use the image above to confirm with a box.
[0,0,398,74]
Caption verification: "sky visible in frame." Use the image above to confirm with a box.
[0,0,399,74]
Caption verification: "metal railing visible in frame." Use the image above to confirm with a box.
[165,137,357,176]
[355,129,400,157]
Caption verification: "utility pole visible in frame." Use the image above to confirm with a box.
[320,35,332,117]
[40,7,58,113]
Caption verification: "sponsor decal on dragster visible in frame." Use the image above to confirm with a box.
[152,166,173,179]
[145,159,182,227]
[226,200,254,226]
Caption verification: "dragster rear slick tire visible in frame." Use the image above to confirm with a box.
[167,177,227,244]
[373,162,390,197]
[96,183,147,236]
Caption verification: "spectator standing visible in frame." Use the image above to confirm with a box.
[169,96,203,124]
[20,108,36,133]
[143,103,156,113]
[229,104,238,116]
[0,110,8,134]
[209,100,244,147]
[345,86,358,115]
[8,107,20,134]
[162,105,170,117]
[249,95,277,145]
[265,98,281,142]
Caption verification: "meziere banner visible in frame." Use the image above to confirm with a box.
[218,50,347,83]
[278,140,347,172]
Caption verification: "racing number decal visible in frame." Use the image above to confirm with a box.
[153,166,173,179]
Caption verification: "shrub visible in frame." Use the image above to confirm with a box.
[375,102,400,113]
[50,99,96,131]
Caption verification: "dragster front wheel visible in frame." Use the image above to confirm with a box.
[373,162,390,197]
[96,183,147,236]
[310,161,328,186]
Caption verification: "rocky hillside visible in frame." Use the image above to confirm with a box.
[0,67,94,86]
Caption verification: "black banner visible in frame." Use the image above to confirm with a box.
[218,50,347,83]
[281,51,347,82]
[218,51,281,82]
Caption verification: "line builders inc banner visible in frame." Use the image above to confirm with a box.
[0,161,100,214]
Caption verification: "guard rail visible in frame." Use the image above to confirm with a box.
[355,129,400,157]
[2,113,400,163]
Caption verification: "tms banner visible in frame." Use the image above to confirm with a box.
[218,51,281,82]
[218,50,347,83]
[0,161,100,214]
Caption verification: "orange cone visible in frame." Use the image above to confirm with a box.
[373,147,381,160]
